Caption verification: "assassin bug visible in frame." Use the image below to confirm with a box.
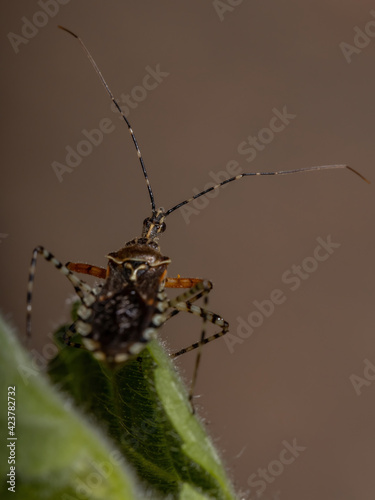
[26,27,369,397]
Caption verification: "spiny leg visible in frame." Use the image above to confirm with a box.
[26,246,96,339]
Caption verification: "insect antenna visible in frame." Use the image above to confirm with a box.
[58,26,156,215]
[165,164,369,216]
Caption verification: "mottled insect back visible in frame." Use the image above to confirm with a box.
[77,239,171,365]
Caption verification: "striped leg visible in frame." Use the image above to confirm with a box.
[164,278,213,322]
[169,297,229,359]
[168,280,228,404]
[26,246,96,339]
[170,318,229,358]
[170,296,229,406]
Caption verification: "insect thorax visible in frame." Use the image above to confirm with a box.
[76,241,171,365]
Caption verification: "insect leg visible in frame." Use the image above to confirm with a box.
[168,280,228,403]
[169,297,229,405]
[165,277,203,289]
[164,277,212,322]
[169,307,229,359]
[66,262,106,279]
[26,246,96,339]
[167,279,213,308]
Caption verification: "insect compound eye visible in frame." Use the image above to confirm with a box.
[160,222,166,233]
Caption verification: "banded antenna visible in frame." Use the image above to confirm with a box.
[165,165,369,216]
[58,26,156,215]
[59,26,370,221]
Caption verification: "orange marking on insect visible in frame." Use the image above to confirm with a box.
[165,277,203,289]
[67,262,106,279]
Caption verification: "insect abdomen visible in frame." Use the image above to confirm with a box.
[77,285,166,364]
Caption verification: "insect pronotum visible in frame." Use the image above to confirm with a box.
[26,26,369,400]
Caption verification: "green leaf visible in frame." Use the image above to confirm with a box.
[0,312,237,499]
[0,315,140,500]
[48,320,237,499]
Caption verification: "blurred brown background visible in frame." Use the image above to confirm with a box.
[1,1,375,498]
